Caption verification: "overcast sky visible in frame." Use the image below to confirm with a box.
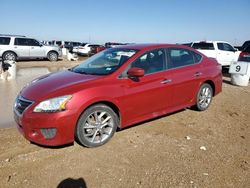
[1,0,249,45]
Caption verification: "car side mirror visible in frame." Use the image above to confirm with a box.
[127,67,145,78]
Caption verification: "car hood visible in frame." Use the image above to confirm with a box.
[20,70,104,101]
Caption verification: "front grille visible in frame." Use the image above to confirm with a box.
[15,96,33,115]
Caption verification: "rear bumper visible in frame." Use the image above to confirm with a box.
[214,72,223,96]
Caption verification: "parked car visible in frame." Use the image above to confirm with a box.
[105,42,126,48]
[235,40,250,51]
[242,41,250,50]
[72,42,88,54]
[51,40,81,50]
[0,35,62,61]
[14,44,222,147]
[189,41,241,66]
[40,41,53,46]
[89,45,106,55]
[238,44,250,62]
[73,43,104,56]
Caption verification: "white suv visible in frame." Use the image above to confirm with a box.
[189,41,241,66]
[0,35,62,61]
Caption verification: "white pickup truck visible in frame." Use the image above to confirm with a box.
[189,41,241,66]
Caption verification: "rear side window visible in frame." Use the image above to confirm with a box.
[0,37,10,45]
[167,48,200,69]
[27,39,40,46]
[193,52,202,63]
[242,41,250,50]
[14,38,29,46]
[192,43,215,50]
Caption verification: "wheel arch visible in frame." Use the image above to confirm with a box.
[3,50,18,59]
[203,80,215,96]
[77,100,121,129]
[47,50,59,56]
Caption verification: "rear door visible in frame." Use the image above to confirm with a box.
[13,38,30,57]
[165,48,203,108]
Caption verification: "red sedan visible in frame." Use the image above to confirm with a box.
[14,44,222,147]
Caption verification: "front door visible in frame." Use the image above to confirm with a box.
[217,42,237,66]
[28,39,46,57]
[120,49,173,126]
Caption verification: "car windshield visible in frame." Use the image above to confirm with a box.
[70,48,138,75]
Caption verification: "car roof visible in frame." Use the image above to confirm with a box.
[0,34,26,38]
[193,41,230,44]
[115,43,191,51]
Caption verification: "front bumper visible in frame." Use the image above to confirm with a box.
[14,107,78,146]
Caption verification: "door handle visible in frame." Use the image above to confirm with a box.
[31,47,34,49]
[194,72,202,77]
[14,46,17,48]
[161,79,172,84]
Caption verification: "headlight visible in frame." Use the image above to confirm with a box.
[33,95,72,112]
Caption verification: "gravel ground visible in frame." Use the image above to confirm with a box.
[0,60,249,188]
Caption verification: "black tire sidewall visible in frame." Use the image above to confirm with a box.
[76,104,118,148]
[196,83,213,111]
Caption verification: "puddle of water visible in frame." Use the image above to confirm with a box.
[0,67,66,128]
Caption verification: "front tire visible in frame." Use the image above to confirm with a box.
[47,51,58,61]
[76,104,118,148]
[195,83,213,111]
[3,51,17,61]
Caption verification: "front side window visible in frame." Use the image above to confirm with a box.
[71,48,138,75]
[217,43,235,52]
[0,37,10,45]
[168,48,198,69]
[27,39,40,46]
[131,49,166,75]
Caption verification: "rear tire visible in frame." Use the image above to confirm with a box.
[3,51,17,61]
[76,104,118,148]
[195,83,213,111]
[47,51,58,61]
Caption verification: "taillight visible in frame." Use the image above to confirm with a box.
[239,52,249,57]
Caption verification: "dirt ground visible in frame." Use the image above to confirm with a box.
[0,59,249,188]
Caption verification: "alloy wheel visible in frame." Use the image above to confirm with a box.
[198,86,212,109]
[82,110,114,144]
